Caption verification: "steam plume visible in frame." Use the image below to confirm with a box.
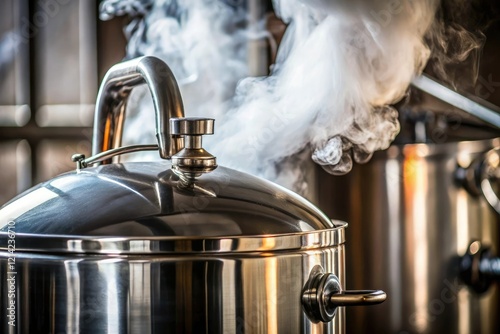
[100,0,251,148]
[425,0,493,90]
[215,0,439,189]
[100,0,441,191]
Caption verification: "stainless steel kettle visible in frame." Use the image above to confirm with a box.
[0,56,385,334]
[316,79,500,333]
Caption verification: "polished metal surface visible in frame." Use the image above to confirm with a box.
[170,117,215,136]
[0,225,345,255]
[92,56,185,161]
[170,117,217,179]
[0,55,388,333]
[0,245,345,333]
[72,144,159,169]
[318,137,500,334]
[302,265,386,323]
[481,147,500,214]
[412,75,500,128]
[328,289,386,306]
[0,161,336,253]
[460,241,500,293]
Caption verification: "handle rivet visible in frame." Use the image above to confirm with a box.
[71,154,87,170]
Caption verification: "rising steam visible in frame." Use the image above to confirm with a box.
[100,0,441,191]
[425,0,492,90]
[214,0,439,188]
[100,0,251,147]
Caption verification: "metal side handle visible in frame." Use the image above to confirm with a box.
[455,145,500,215]
[480,147,500,214]
[460,240,500,293]
[302,266,386,323]
[329,289,387,306]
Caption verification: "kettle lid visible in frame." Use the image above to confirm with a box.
[0,161,343,254]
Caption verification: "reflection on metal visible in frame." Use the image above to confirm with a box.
[460,241,500,293]
[64,260,82,334]
[0,187,57,228]
[0,246,345,333]
[72,144,159,170]
[403,146,429,333]
[302,266,386,323]
[318,137,500,334]
[412,75,500,129]
[456,192,469,256]
[457,287,470,334]
[129,262,152,334]
[480,147,500,214]
[170,117,217,179]
[385,158,402,329]
[265,256,278,333]
[0,158,341,253]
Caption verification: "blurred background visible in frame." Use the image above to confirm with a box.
[0,0,126,205]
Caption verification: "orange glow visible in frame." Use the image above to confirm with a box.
[103,116,112,153]
[265,257,278,333]
[403,146,429,332]
[259,237,276,251]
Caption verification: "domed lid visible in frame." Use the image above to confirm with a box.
[0,161,343,254]
[0,56,344,255]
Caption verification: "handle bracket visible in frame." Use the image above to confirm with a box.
[72,144,159,170]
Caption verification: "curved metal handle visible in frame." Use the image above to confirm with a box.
[480,147,500,214]
[92,56,185,163]
[72,144,159,170]
[329,289,387,306]
[302,266,386,323]
[456,145,500,215]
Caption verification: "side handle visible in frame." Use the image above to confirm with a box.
[302,266,386,323]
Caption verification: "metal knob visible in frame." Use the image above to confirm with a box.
[455,145,500,215]
[460,240,500,293]
[170,117,217,179]
[302,266,386,323]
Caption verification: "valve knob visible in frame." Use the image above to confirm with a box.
[170,117,217,179]
[170,117,214,138]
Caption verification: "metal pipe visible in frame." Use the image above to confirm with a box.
[411,74,500,129]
